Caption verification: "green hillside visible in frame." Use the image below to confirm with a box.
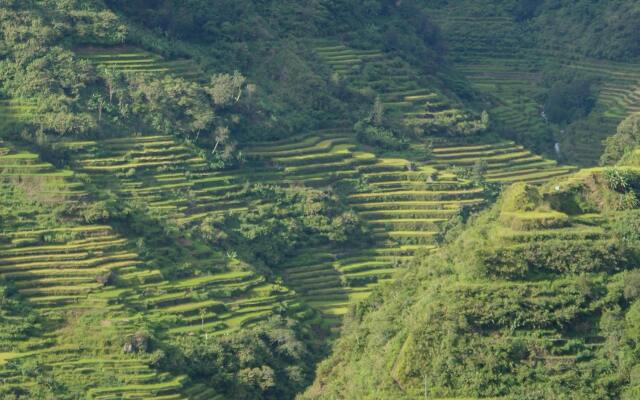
[307,169,640,399]
[1,0,640,399]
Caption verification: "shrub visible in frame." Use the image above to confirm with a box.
[217,185,368,266]
[479,239,627,278]
[602,114,640,165]
[623,271,640,301]
[165,317,313,399]
[356,124,406,150]
[472,159,488,183]
[354,112,408,151]
[603,168,640,193]
[599,168,640,210]
[619,149,640,167]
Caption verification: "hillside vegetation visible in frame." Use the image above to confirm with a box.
[307,167,640,399]
[421,0,640,167]
[1,0,640,399]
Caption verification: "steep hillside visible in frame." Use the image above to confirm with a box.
[0,138,326,399]
[0,2,470,398]
[307,168,640,399]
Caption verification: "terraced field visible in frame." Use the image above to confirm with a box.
[424,6,640,166]
[54,41,577,328]
[54,136,252,227]
[0,141,304,398]
[451,50,640,165]
[482,204,614,373]
[54,132,376,320]
[314,41,575,183]
[314,44,383,75]
[0,140,84,201]
[57,135,314,332]
[0,99,36,132]
[0,224,143,311]
[244,127,582,319]
[230,42,579,319]
[0,154,201,398]
[315,43,485,135]
[49,41,575,332]
[0,351,200,400]
[243,130,485,318]
[75,46,205,81]
[425,141,577,184]
[147,270,303,337]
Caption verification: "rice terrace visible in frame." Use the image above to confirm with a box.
[1,1,640,399]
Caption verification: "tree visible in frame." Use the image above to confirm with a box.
[127,74,215,139]
[199,308,209,342]
[88,92,107,122]
[371,96,385,126]
[481,110,490,128]
[36,106,97,136]
[472,159,488,183]
[544,79,594,124]
[212,125,230,154]
[169,318,313,399]
[99,67,125,104]
[208,71,246,106]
